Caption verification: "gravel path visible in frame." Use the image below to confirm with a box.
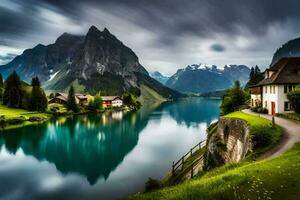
[242,109,300,160]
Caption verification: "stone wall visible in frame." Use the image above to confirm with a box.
[204,117,251,170]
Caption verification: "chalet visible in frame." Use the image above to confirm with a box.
[250,57,300,115]
[48,93,91,106]
[48,93,68,104]
[102,96,123,108]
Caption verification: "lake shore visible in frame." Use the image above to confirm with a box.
[0,104,135,131]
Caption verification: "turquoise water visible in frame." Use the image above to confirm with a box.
[0,98,220,200]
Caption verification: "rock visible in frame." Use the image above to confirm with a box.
[204,117,252,170]
[50,106,60,112]
[7,117,26,125]
[28,116,45,122]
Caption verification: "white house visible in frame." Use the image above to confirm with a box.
[102,96,123,108]
[250,57,300,115]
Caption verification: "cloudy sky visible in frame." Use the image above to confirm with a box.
[1,0,300,75]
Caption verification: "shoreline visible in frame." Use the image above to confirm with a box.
[0,106,136,131]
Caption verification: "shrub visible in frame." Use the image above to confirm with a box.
[287,85,300,113]
[88,94,103,111]
[251,127,272,148]
[145,178,161,192]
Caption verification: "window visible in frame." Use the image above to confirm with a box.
[273,86,276,94]
[284,85,288,93]
[284,102,291,111]
[265,101,267,108]
[289,86,293,92]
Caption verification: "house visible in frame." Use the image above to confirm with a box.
[250,57,300,115]
[48,93,68,104]
[102,96,123,108]
[48,93,91,106]
[75,94,91,106]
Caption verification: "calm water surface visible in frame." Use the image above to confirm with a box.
[0,98,220,200]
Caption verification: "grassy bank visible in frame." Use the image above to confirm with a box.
[0,104,52,130]
[225,111,282,156]
[127,141,300,200]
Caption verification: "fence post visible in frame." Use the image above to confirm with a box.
[191,163,194,178]
[172,161,175,176]
[181,156,184,169]
[190,148,192,157]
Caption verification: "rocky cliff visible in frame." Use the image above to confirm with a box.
[204,117,252,170]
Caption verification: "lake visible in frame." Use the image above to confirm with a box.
[0,98,220,200]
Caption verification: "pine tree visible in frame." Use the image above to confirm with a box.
[249,67,255,80]
[3,71,24,108]
[67,85,79,112]
[29,76,48,111]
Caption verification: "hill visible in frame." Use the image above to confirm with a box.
[272,37,300,65]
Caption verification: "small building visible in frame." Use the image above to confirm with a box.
[250,57,300,115]
[48,93,91,106]
[102,96,123,108]
[48,93,68,104]
[76,94,91,106]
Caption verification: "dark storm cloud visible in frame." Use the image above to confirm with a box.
[1,0,300,72]
[210,44,226,52]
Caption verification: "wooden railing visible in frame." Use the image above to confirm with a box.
[171,140,206,177]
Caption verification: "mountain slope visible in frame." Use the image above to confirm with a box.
[0,26,180,99]
[166,64,250,93]
[272,37,300,65]
[150,71,169,84]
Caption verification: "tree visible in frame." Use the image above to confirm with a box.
[88,94,103,111]
[220,80,248,115]
[249,67,255,80]
[245,65,264,89]
[31,76,41,87]
[3,71,24,108]
[0,73,3,101]
[29,76,48,111]
[123,93,141,108]
[66,85,79,112]
[287,85,300,113]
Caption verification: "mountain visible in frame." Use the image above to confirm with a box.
[0,26,180,100]
[272,37,300,65]
[166,64,250,93]
[149,71,169,84]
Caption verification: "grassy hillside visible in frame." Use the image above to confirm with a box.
[128,142,300,200]
[138,85,166,104]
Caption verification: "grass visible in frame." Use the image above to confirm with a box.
[127,142,300,200]
[48,103,68,114]
[0,104,50,120]
[0,104,52,131]
[138,85,166,103]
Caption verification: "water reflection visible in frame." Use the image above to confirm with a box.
[0,111,149,185]
[0,98,220,200]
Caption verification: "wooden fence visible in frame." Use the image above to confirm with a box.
[171,140,206,177]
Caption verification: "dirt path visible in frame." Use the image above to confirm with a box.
[242,109,300,160]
